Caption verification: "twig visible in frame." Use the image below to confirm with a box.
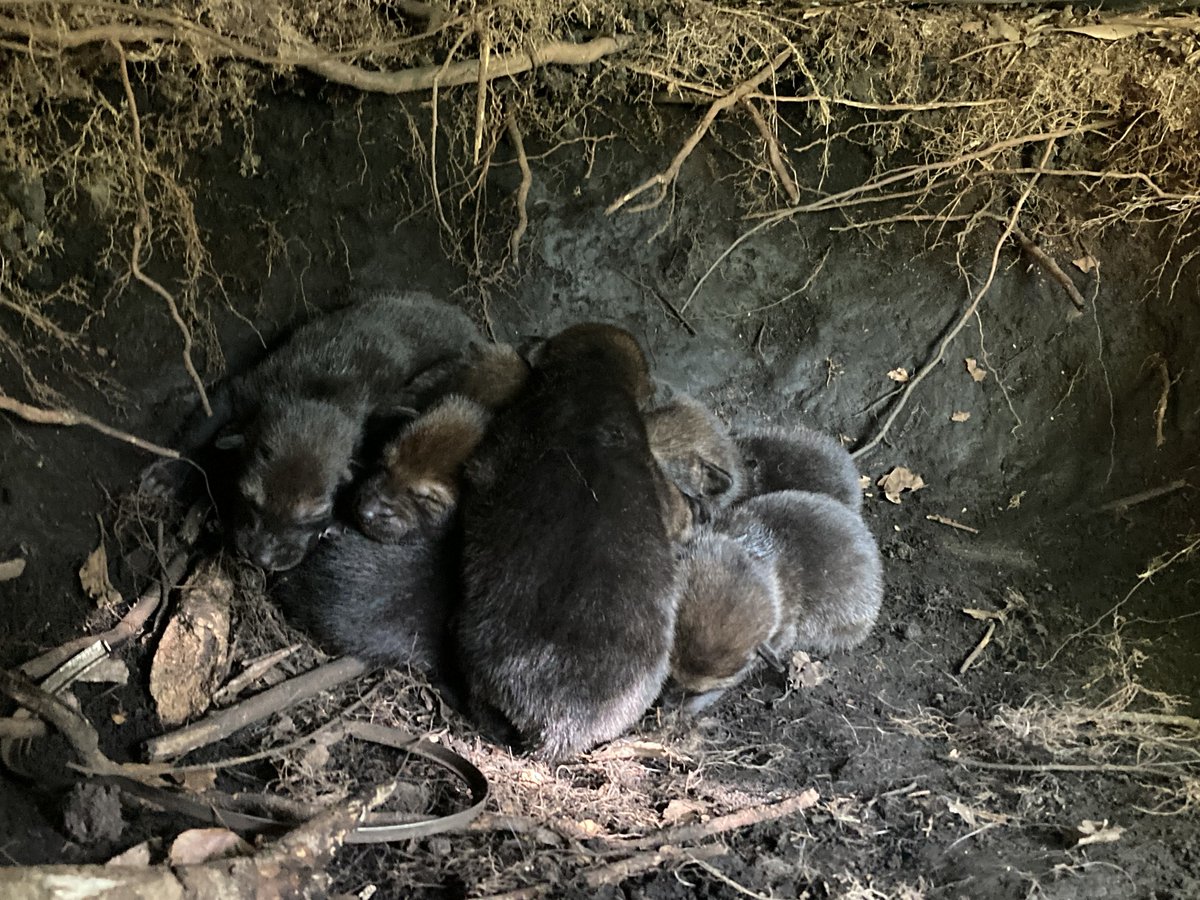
[0,392,179,459]
[926,514,979,534]
[851,138,1057,458]
[954,756,1197,776]
[1152,353,1170,448]
[145,656,370,760]
[473,16,491,166]
[978,211,1086,310]
[1097,478,1188,513]
[213,644,302,707]
[582,844,728,889]
[625,789,819,851]
[506,116,531,265]
[958,620,997,675]
[0,668,110,773]
[740,98,800,204]
[607,50,792,214]
[0,717,47,740]
[20,548,191,680]
[111,42,211,418]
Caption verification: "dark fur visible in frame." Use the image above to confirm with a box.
[457,324,678,761]
[356,395,490,543]
[645,393,744,517]
[454,342,531,409]
[719,490,883,655]
[669,527,781,713]
[168,292,479,571]
[271,527,456,674]
[734,425,863,512]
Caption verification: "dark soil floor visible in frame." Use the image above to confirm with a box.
[2,81,1199,899]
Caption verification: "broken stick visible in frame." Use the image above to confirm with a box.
[0,392,179,460]
[145,656,371,761]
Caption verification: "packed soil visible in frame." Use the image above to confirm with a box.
[2,80,1199,899]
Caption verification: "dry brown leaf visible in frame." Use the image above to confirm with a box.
[1062,24,1145,41]
[965,358,988,383]
[0,557,26,582]
[106,841,152,867]
[79,539,121,608]
[950,411,971,423]
[149,560,233,726]
[858,475,872,491]
[168,827,251,866]
[787,650,828,690]
[178,769,218,793]
[887,367,910,383]
[576,819,605,837]
[1073,819,1125,847]
[661,798,705,826]
[963,608,1004,622]
[987,15,1020,42]
[1072,254,1099,273]
[877,467,927,504]
[111,711,126,725]
[1007,491,1026,510]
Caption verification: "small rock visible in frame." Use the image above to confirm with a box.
[63,782,124,845]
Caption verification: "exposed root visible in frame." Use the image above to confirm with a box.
[0,392,180,460]
[506,115,532,266]
[607,50,792,215]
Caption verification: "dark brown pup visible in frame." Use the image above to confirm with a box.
[457,323,678,761]
[159,292,479,572]
[356,394,490,543]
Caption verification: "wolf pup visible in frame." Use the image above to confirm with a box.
[161,291,479,571]
[645,393,743,520]
[722,490,883,655]
[735,424,863,512]
[457,323,679,761]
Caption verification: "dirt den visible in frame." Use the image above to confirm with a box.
[2,61,1200,900]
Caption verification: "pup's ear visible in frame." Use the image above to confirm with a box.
[700,460,734,496]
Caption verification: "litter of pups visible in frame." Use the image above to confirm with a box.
[167,293,884,760]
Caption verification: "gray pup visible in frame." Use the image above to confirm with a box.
[457,323,679,762]
[669,527,781,712]
[271,526,455,673]
[721,490,883,655]
[735,425,863,512]
[356,394,490,543]
[171,292,479,571]
[645,393,744,518]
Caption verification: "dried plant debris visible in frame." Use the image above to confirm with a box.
[168,828,253,866]
[150,559,233,725]
[0,557,26,582]
[78,538,121,609]
[878,466,927,504]
[964,358,988,383]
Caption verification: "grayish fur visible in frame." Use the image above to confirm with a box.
[735,424,863,513]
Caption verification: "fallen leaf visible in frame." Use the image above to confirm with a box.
[965,358,988,383]
[111,711,126,725]
[887,367,910,383]
[1007,491,1026,510]
[0,557,26,582]
[987,15,1020,42]
[877,467,927,504]
[150,560,233,726]
[963,607,1004,622]
[106,841,152,867]
[79,539,121,608]
[1072,255,1098,273]
[1062,24,1145,41]
[947,797,977,828]
[661,798,705,826]
[178,769,217,793]
[858,475,872,491]
[576,819,605,837]
[168,828,251,866]
[960,20,983,35]
[1073,819,1125,847]
[519,769,549,785]
[788,650,828,690]
[950,411,971,422]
